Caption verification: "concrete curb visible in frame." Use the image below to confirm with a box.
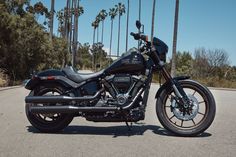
[208,87,236,91]
[151,83,236,91]
[0,85,23,92]
[0,83,235,92]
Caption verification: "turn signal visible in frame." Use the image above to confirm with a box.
[145,36,149,42]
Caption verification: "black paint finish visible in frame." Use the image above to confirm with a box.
[105,49,146,75]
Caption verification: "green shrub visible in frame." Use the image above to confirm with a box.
[0,69,9,87]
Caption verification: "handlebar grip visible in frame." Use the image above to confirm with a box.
[140,35,147,41]
[130,32,135,36]
[130,32,140,40]
[130,32,148,42]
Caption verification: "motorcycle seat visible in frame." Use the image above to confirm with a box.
[62,66,104,83]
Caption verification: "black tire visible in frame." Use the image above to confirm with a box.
[156,80,216,136]
[25,83,74,133]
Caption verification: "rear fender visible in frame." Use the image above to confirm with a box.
[25,69,80,90]
[25,76,82,90]
[24,77,40,90]
[155,76,190,99]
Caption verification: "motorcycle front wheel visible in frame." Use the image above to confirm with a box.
[156,80,216,136]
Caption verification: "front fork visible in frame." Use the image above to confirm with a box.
[160,64,190,108]
[142,68,153,108]
[148,48,190,107]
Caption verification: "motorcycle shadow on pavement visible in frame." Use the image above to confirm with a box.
[26,123,212,138]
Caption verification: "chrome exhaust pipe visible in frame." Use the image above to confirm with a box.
[28,88,145,114]
[29,105,118,114]
[25,89,103,104]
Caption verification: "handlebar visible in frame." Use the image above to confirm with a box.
[130,32,148,42]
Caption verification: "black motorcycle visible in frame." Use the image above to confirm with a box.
[25,21,215,136]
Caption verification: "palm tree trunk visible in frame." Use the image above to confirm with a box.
[125,0,129,52]
[95,26,99,71]
[64,0,71,66]
[93,28,96,45]
[72,0,79,67]
[151,0,156,45]
[100,21,104,70]
[49,0,55,40]
[92,28,95,69]
[109,19,113,64]
[171,0,179,77]
[117,14,121,57]
[139,0,141,21]
[97,25,99,43]
[65,0,70,48]
[101,20,104,43]
[77,0,80,60]
[138,0,141,48]
[57,22,60,37]
[69,0,74,55]
[64,0,70,39]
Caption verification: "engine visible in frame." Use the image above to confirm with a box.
[112,74,132,94]
[85,74,146,122]
[103,74,144,106]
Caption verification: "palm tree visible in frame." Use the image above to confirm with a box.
[95,15,101,43]
[56,9,64,36]
[72,0,84,67]
[171,0,180,77]
[95,15,102,71]
[115,3,125,57]
[138,0,141,48]
[92,13,102,71]
[151,0,156,45]
[64,0,71,41]
[108,7,118,63]
[99,9,108,43]
[91,20,99,70]
[97,10,107,70]
[69,0,74,55]
[49,0,55,40]
[139,0,141,21]
[92,20,98,45]
[125,0,129,52]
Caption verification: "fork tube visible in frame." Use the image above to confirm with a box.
[161,66,183,98]
[150,49,184,99]
[160,65,172,81]
[142,68,153,107]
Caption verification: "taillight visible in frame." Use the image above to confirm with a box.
[47,76,55,80]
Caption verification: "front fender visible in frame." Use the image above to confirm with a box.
[155,76,190,99]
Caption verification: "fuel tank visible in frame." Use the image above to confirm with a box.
[105,48,146,75]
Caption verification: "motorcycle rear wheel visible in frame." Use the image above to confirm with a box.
[25,83,74,133]
[156,80,216,136]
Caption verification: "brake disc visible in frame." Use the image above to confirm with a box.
[171,94,199,121]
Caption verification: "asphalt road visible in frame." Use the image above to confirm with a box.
[0,85,235,157]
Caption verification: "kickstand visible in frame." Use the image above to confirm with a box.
[125,121,133,131]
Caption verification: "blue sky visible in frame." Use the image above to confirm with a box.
[31,0,236,66]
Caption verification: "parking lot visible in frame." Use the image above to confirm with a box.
[0,85,235,157]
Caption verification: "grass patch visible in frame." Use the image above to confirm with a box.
[152,72,236,89]
[195,77,236,88]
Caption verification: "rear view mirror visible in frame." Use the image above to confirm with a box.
[136,20,144,33]
[136,20,141,30]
